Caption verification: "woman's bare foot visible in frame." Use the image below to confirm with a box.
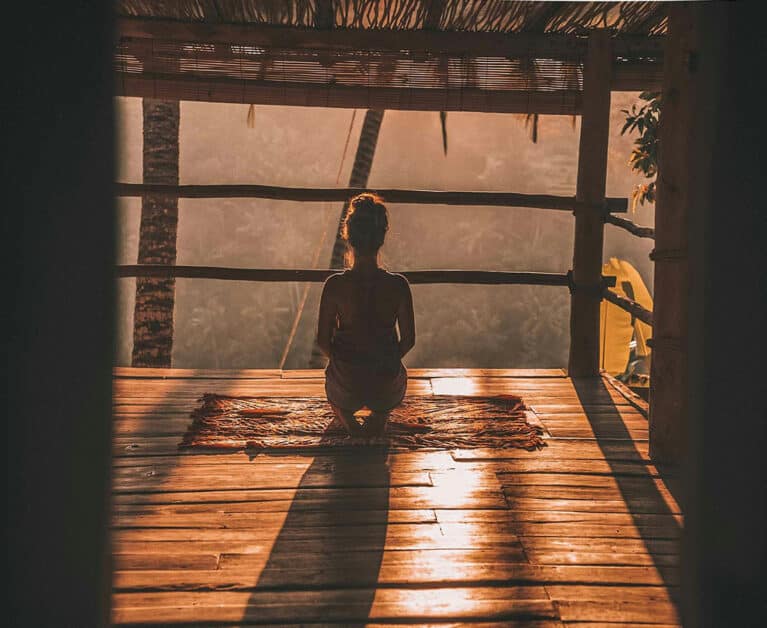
[363,410,390,438]
[330,403,365,438]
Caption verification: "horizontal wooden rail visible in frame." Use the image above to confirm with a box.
[116,74,589,116]
[116,265,572,286]
[605,213,655,239]
[602,287,653,326]
[115,183,628,213]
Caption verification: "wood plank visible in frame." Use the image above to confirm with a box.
[491,459,663,476]
[435,509,682,528]
[437,521,680,541]
[366,624,563,628]
[112,367,565,380]
[112,469,433,491]
[526,550,678,567]
[112,588,558,624]
[112,508,436,527]
[501,485,676,504]
[114,366,283,379]
[543,427,648,440]
[519,538,679,556]
[113,378,434,398]
[112,534,479,555]
[113,553,219,570]
[556,599,678,624]
[562,624,677,628]
[112,564,676,592]
[500,497,680,515]
[452,441,650,461]
[430,379,632,401]
[528,404,643,415]
[114,546,528,565]
[110,449,458,469]
[114,486,507,510]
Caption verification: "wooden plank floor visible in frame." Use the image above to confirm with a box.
[110,368,681,627]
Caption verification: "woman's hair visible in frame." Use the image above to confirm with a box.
[341,192,389,266]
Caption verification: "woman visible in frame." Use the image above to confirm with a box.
[317,193,415,438]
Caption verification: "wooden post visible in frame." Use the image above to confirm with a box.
[568,30,612,377]
[648,7,692,464]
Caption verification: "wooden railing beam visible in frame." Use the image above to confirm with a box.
[115,183,628,213]
[605,213,655,239]
[115,265,573,286]
[602,288,654,326]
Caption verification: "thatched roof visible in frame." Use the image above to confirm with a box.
[115,1,666,114]
[116,1,667,34]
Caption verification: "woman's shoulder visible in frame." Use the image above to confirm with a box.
[322,270,347,290]
[383,270,410,289]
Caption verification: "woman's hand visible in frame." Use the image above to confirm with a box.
[396,276,415,359]
[317,275,339,358]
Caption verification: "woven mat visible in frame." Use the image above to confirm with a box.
[180,393,546,452]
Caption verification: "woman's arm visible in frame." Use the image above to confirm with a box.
[317,277,337,359]
[396,276,416,359]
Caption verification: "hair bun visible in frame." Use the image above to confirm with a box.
[342,192,389,256]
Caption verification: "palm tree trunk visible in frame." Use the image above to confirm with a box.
[327,109,384,269]
[131,99,180,367]
[306,109,385,368]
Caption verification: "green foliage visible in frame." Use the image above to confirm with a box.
[620,91,661,210]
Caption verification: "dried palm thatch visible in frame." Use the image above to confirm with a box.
[117,1,667,35]
[115,2,665,113]
[180,392,546,451]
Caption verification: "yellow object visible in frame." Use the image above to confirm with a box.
[600,258,653,375]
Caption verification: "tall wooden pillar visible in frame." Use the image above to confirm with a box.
[568,30,612,377]
[648,8,692,464]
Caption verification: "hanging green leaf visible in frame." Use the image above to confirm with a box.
[621,92,661,209]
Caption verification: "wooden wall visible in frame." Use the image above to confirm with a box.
[6,4,115,626]
[683,4,766,627]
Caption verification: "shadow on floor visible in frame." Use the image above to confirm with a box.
[247,444,391,626]
[572,377,682,609]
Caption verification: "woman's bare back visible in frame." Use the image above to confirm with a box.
[318,268,415,360]
[334,268,403,332]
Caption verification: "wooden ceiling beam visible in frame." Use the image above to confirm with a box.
[116,16,664,60]
[115,73,586,115]
[114,63,661,110]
